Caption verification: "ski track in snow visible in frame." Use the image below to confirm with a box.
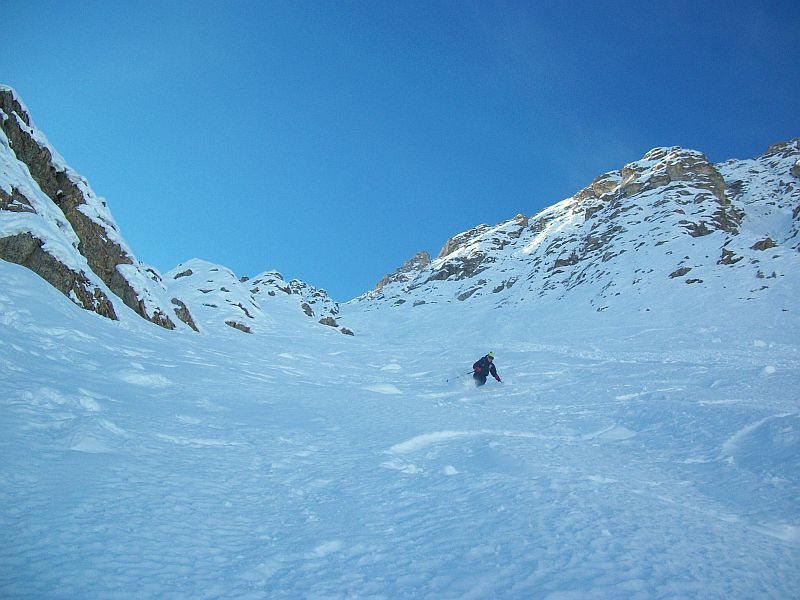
[1,265,800,598]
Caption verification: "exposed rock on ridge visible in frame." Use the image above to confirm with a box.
[4,85,796,331]
[374,251,431,294]
[0,231,118,318]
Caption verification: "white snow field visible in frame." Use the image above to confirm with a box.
[1,259,799,599]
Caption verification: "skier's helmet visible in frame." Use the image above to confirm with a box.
[487,352,495,359]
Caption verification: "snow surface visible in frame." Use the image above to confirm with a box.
[2,256,799,599]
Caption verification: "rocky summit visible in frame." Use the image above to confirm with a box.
[361,141,799,313]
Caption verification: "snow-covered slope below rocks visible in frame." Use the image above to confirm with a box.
[165,259,351,335]
[2,252,798,599]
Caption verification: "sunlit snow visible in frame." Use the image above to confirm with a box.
[1,257,798,598]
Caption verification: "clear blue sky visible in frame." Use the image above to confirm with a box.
[3,1,798,301]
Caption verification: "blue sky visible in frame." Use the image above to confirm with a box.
[3,1,798,301]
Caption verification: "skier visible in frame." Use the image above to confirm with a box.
[472,352,501,386]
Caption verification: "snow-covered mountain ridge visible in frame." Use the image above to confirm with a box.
[362,141,799,314]
[0,85,345,335]
[2,83,798,335]
[165,259,351,336]
[0,85,190,330]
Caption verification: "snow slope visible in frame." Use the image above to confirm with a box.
[2,256,798,599]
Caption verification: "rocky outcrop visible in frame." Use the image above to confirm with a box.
[225,320,252,334]
[171,298,198,332]
[0,232,117,318]
[0,86,196,330]
[0,185,34,213]
[427,214,530,284]
[361,215,533,305]
[249,271,341,321]
[621,147,728,202]
[374,251,431,293]
[585,148,741,241]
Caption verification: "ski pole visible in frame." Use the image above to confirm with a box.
[446,371,474,383]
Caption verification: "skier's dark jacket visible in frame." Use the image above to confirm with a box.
[472,355,500,381]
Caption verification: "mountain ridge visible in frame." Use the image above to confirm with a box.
[0,85,192,330]
[360,141,799,315]
[2,84,798,333]
[0,85,347,335]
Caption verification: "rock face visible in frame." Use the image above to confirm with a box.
[248,271,340,320]
[358,141,800,311]
[0,86,195,330]
[0,231,117,319]
[374,251,431,294]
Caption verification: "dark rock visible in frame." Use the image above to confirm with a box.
[554,252,580,269]
[751,238,777,251]
[171,298,199,331]
[374,251,431,293]
[718,248,743,265]
[0,186,34,213]
[0,232,117,318]
[225,320,251,333]
[670,267,692,278]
